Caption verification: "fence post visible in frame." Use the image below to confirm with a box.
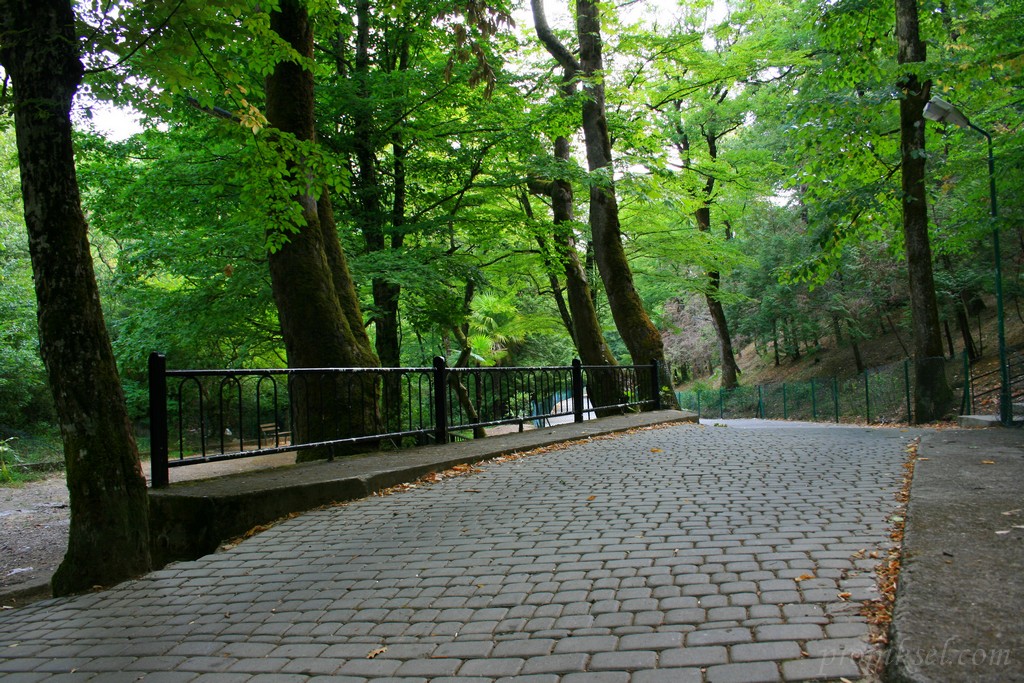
[864,370,872,424]
[811,378,817,420]
[148,352,169,489]
[650,360,662,411]
[696,389,702,420]
[833,377,840,423]
[757,385,764,419]
[571,359,584,423]
[904,359,912,423]
[961,351,971,415]
[782,383,788,420]
[433,356,448,443]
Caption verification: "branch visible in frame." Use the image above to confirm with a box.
[84,0,187,75]
[531,0,579,75]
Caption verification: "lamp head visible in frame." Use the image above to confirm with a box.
[923,97,971,129]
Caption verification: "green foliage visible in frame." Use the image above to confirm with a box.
[0,132,54,430]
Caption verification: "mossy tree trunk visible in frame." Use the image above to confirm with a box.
[0,0,151,595]
[264,0,382,458]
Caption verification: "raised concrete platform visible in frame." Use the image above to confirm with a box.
[149,410,698,568]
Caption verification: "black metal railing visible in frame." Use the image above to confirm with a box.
[149,353,662,488]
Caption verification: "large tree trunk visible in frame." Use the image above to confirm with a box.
[896,0,953,423]
[265,0,381,458]
[0,0,151,595]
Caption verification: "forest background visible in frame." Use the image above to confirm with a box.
[1,0,1022,448]
[0,0,1021,590]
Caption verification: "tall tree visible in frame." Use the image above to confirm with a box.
[531,0,675,404]
[263,0,382,457]
[0,0,150,594]
[895,0,953,421]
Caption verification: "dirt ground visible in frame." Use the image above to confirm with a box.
[0,474,69,596]
[0,452,299,602]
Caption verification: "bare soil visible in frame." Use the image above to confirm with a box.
[0,452,297,603]
[0,474,69,596]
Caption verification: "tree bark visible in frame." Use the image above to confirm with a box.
[895,0,953,422]
[0,0,151,595]
[695,205,741,389]
[264,0,381,458]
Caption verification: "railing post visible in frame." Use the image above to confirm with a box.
[833,377,840,423]
[961,351,971,415]
[148,352,169,489]
[782,383,788,420]
[811,378,818,420]
[433,356,448,443]
[696,389,702,420]
[864,370,872,424]
[571,359,584,423]
[650,360,662,411]
[904,359,912,422]
[757,385,764,419]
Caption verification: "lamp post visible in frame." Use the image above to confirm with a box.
[923,96,1010,425]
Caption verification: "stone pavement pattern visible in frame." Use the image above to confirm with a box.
[0,423,914,682]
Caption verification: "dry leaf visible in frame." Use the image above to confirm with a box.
[982,460,996,464]
[587,495,597,501]
[650,447,663,453]
[795,574,815,582]
[367,646,387,659]
[838,592,852,600]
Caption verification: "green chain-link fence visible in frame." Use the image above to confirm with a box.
[676,356,968,424]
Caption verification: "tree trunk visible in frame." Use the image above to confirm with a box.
[695,204,740,389]
[0,0,151,595]
[531,0,676,408]
[526,134,623,415]
[896,0,953,422]
[575,1,669,375]
[264,0,381,458]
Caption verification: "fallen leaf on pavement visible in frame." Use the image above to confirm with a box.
[795,574,815,582]
[981,460,996,465]
[367,646,387,658]
[587,495,596,501]
[650,448,663,453]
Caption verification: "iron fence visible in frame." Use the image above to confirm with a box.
[149,353,661,488]
[676,356,966,425]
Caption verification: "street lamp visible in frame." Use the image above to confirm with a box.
[923,96,1011,425]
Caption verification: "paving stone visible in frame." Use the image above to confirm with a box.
[705,661,782,683]
[780,656,862,680]
[458,657,524,676]
[520,653,589,674]
[588,650,657,671]
[730,641,803,662]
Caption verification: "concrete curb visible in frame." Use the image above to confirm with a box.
[887,428,1024,683]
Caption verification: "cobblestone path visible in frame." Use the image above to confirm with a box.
[0,423,913,682]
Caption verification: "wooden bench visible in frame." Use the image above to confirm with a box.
[259,422,291,445]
